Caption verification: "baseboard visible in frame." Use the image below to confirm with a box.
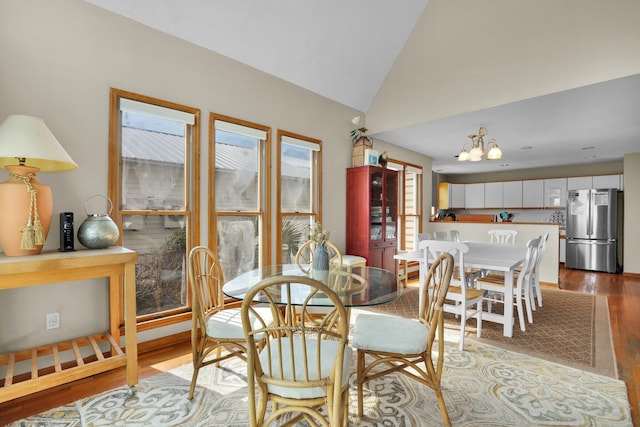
[540,281,559,289]
[138,331,190,355]
[622,271,640,279]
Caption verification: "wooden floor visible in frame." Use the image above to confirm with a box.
[558,266,640,425]
[1,265,639,425]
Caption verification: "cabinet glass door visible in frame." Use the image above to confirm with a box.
[370,171,383,240]
[384,171,398,240]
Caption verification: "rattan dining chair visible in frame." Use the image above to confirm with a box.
[187,246,272,400]
[298,268,367,328]
[241,275,351,427]
[295,240,343,274]
[294,240,348,325]
[352,253,454,427]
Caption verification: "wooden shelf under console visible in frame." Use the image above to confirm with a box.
[0,247,138,404]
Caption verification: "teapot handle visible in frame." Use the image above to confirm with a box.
[84,194,113,216]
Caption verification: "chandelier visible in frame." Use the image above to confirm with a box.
[458,126,502,161]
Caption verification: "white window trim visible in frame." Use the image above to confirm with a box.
[214,120,267,140]
[120,98,195,125]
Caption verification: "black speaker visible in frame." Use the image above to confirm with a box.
[59,212,75,252]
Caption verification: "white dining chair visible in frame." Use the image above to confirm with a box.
[419,240,485,350]
[476,236,540,332]
[417,232,432,242]
[530,233,549,307]
[488,229,517,244]
[449,230,461,242]
[484,228,517,307]
[434,231,448,241]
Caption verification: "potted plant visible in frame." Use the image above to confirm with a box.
[351,116,373,166]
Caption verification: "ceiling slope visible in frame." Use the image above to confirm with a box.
[85,0,427,112]
[85,0,640,174]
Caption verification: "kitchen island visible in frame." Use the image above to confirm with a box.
[427,221,559,285]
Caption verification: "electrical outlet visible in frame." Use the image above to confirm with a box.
[46,312,60,330]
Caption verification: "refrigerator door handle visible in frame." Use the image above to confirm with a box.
[567,239,616,245]
[587,190,596,237]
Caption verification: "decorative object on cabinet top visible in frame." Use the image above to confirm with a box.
[378,150,388,168]
[350,116,369,143]
[364,148,379,166]
[350,116,373,167]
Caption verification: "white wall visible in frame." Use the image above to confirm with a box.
[0,0,434,351]
[623,153,640,275]
[368,0,640,133]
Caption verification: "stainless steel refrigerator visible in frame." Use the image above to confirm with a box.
[566,188,619,273]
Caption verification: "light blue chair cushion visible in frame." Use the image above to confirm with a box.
[352,313,428,354]
[205,306,273,339]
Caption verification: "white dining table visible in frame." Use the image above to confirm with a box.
[394,241,527,337]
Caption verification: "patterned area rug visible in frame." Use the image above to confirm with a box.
[362,286,617,378]
[10,338,630,426]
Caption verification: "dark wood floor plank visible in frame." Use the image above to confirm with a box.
[559,266,640,425]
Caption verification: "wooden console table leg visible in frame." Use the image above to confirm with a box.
[124,261,138,387]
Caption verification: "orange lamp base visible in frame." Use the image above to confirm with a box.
[0,165,52,256]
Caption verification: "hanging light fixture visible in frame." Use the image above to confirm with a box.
[458,126,502,162]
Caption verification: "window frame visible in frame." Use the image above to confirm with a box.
[276,130,322,264]
[388,159,423,252]
[208,113,272,273]
[108,88,200,331]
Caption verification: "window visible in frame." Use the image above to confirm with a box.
[388,160,423,251]
[210,114,270,280]
[276,130,322,264]
[109,89,200,326]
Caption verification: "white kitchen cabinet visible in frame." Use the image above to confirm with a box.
[522,179,544,208]
[502,181,523,208]
[450,183,465,209]
[484,182,503,208]
[544,178,567,208]
[465,183,485,208]
[592,174,621,189]
[567,176,592,190]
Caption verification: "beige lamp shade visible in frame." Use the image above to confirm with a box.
[0,115,78,170]
[0,115,77,256]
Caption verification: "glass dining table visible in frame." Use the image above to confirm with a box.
[223,264,402,307]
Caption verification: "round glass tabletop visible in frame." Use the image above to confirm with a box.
[223,264,401,307]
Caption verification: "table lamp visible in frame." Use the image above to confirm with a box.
[0,115,78,256]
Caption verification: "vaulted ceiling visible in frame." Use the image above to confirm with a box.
[86,0,640,174]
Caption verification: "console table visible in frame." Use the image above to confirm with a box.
[0,247,138,403]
